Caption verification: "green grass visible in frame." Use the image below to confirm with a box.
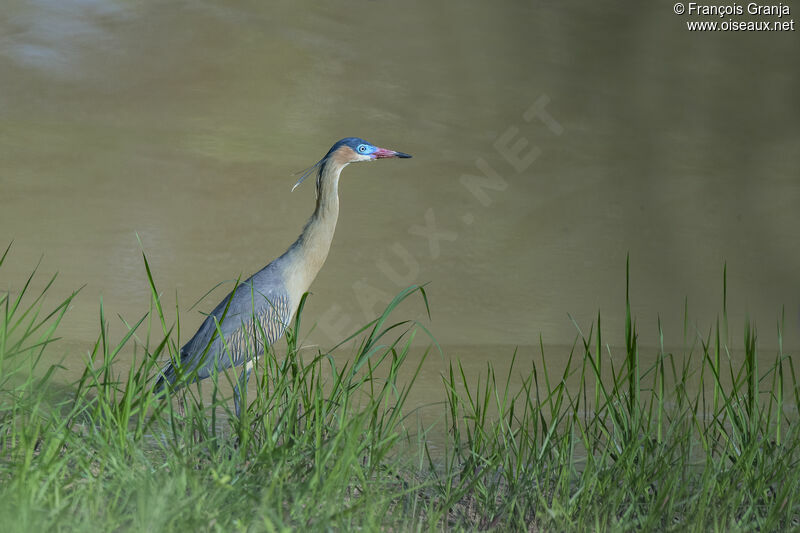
[1,245,799,531]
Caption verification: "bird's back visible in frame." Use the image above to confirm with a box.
[156,260,293,389]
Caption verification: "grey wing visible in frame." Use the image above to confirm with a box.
[221,287,292,369]
[176,280,292,381]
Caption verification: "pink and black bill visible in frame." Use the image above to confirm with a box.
[372,147,412,159]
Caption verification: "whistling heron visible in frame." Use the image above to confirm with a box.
[155,137,411,415]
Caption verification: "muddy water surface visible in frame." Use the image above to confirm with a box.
[2,1,799,408]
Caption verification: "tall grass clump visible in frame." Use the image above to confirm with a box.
[0,246,432,531]
[1,245,799,531]
[422,258,800,531]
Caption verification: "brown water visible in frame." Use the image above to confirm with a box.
[2,1,799,401]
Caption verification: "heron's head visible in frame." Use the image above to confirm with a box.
[329,137,412,164]
[292,137,411,191]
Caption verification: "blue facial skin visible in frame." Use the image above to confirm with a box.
[355,142,373,156]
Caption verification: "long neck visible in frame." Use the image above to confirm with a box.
[283,161,342,298]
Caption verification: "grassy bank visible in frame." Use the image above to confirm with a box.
[1,246,799,531]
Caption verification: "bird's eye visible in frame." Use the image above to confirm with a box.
[358,144,367,153]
